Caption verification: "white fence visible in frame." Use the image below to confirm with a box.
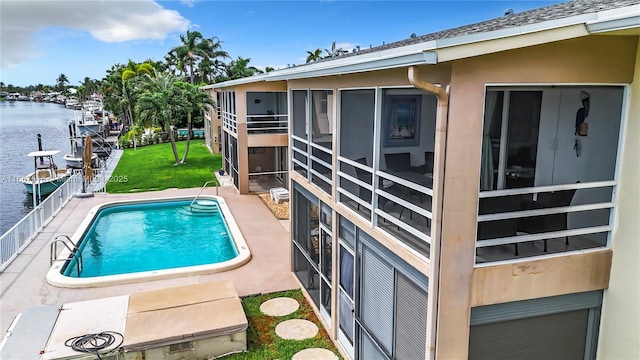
[0,172,84,271]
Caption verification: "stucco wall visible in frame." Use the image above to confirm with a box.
[436,35,638,359]
[597,38,640,360]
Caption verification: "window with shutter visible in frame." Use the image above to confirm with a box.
[395,272,428,360]
[359,243,394,355]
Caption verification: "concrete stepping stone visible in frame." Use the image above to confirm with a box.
[292,348,339,360]
[260,297,299,317]
[275,319,318,340]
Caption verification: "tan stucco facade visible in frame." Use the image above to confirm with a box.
[437,34,638,359]
[211,81,287,194]
[596,38,640,360]
[211,28,639,359]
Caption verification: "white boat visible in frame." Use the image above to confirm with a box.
[65,97,81,109]
[63,152,98,169]
[18,150,71,195]
[75,111,102,136]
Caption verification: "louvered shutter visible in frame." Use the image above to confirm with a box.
[469,309,589,360]
[394,272,428,360]
[360,244,394,355]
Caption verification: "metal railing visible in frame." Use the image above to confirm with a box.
[50,234,83,276]
[0,172,83,271]
[189,180,218,211]
[475,180,616,264]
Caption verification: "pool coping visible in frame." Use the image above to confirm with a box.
[46,195,252,288]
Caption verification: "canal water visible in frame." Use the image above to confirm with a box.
[0,101,77,234]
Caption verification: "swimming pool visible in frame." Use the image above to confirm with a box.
[46,196,251,288]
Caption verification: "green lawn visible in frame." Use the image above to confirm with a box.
[107,140,221,193]
[227,290,343,360]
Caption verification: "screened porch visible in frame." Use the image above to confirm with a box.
[476,86,624,263]
[337,88,438,259]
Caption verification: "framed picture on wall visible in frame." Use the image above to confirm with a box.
[383,95,421,147]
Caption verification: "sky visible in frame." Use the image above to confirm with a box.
[1,0,563,88]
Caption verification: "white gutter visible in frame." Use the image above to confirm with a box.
[266,51,437,81]
[586,4,640,33]
[201,73,272,90]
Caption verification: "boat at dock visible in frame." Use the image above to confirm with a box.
[18,150,72,195]
[63,151,98,169]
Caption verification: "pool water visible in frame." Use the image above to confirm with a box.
[64,200,238,277]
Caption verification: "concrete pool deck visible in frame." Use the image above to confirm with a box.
[0,186,297,335]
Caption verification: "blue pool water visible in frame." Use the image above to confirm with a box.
[64,200,238,277]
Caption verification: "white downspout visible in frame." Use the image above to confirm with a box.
[408,65,449,360]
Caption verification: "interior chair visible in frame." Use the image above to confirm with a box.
[384,153,412,172]
[517,185,578,253]
[423,151,434,174]
[353,157,395,211]
[353,158,372,210]
[477,195,521,256]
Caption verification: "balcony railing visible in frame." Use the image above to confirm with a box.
[476,180,615,264]
[247,115,288,134]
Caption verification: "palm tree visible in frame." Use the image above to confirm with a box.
[222,56,262,81]
[306,48,323,63]
[324,41,346,58]
[172,81,214,163]
[121,60,154,81]
[135,71,183,164]
[169,31,229,84]
[56,73,69,93]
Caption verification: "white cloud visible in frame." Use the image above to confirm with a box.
[179,0,199,7]
[0,0,190,68]
[334,42,358,52]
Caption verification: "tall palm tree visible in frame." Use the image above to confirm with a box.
[306,48,323,63]
[169,31,229,84]
[172,81,214,163]
[56,73,69,93]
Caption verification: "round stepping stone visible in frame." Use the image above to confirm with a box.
[292,348,339,360]
[260,297,299,316]
[275,319,318,340]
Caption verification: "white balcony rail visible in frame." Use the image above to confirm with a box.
[0,172,84,271]
[476,180,616,263]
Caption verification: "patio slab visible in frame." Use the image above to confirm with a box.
[275,319,318,340]
[292,348,339,360]
[260,297,299,317]
[0,187,297,335]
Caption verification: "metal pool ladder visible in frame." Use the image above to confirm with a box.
[50,235,83,276]
[190,180,217,211]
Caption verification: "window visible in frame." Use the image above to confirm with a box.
[469,291,602,360]
[337,217,428,360]
[292,184,333,323]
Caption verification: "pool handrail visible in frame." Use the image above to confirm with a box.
[50,235,83,276]
[190,180,218,211]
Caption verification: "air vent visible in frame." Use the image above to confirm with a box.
[169,341,193,353]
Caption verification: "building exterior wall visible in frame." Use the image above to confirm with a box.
[436,34,637,359]
[214,81,287,194]
[597,37,640,360]
[203,90,221,154]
